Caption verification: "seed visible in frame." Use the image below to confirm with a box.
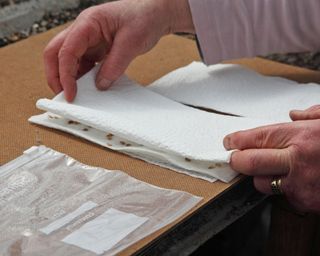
[82,128,89,131]
[215,163,222,168]
[106,133,114,140]
[126,143,131,147]
[120,141,126,145]
[107,143,112,147]
[68,120,79,125]
[208,165,216,169]
[185,158,191,162]
[48,115,59,119]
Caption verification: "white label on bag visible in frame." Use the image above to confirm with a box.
[40,201,98,235]
[62,208,149,254]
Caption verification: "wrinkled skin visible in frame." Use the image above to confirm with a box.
[44,0,320,214]
[224,105,320,213]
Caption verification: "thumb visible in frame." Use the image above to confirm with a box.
[95,32,139,90]
[290,105,320,121]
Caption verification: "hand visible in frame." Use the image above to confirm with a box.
[44,0,194,102]
[223,105,320,213]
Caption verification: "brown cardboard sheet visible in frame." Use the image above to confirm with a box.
[1,25,320,254]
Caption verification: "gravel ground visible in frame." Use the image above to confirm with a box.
[0,0,100,47]
[264,52,320,71]
[1,2,320,71]
[0,0,30,8]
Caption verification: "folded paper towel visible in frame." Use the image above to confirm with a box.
[29,65,273,183]
[149,62,320,122]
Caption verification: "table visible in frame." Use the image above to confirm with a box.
[1,25,320,255]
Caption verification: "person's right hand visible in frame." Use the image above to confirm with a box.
[43,0,195,102]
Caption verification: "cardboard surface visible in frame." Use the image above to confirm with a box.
[1,25,320,255]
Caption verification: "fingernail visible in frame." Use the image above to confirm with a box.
[223,136,231,150]
[291,110,303,114]
[97,78,112,90]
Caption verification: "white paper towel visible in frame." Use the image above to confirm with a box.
[29,65,273,183]
[149,62,320,122]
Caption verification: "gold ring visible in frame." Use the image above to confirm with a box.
[270,177,283,195]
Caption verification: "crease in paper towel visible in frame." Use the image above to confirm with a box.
[30,65,274,182]
[149,62,320,122]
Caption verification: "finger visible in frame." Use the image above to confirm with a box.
[253,176,289,195]
[59,19,103,101]
[77,43,107,79]
[77,58,96,79]
[253,176,275,195]
[254,176,309,213]
[290,105,320,121]
[223,123,295,150]
[96,30,140,90]
[230,148,291,176]
[43,27,71,94]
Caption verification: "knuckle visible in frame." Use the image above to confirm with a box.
[43,44,55,59]
[308,104,320,111]
[290,144,301,156]
[255,130,267,148]
[78,7,105,29]
[244,153,259,175]
[58,46,77,61]
[78,6,97,19]
[299,126,313,140]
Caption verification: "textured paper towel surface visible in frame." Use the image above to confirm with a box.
[149,62,320,122]
[30,66,273,182]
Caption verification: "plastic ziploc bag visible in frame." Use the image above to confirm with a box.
[0,146,202,256]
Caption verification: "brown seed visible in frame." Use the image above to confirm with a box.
[106,133,114,140]
[82,128,89,131]
[215,163,222,168]
[120,141,126,146]
[208,165,216,169]
[126,143,131,147]
[48,115,54,119]
[107,143,113,147]
[68,120,79,125]
[185,158,191,162]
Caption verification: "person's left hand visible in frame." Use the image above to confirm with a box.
[223,105,320,213]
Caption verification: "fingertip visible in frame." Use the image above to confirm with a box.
[228,150,238,169]
[96,77,113,90]
[289,110,302,121]
[223,135,231,150]
[64,85,77,102]
[64,92,73,102]
[224,132,239,150]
